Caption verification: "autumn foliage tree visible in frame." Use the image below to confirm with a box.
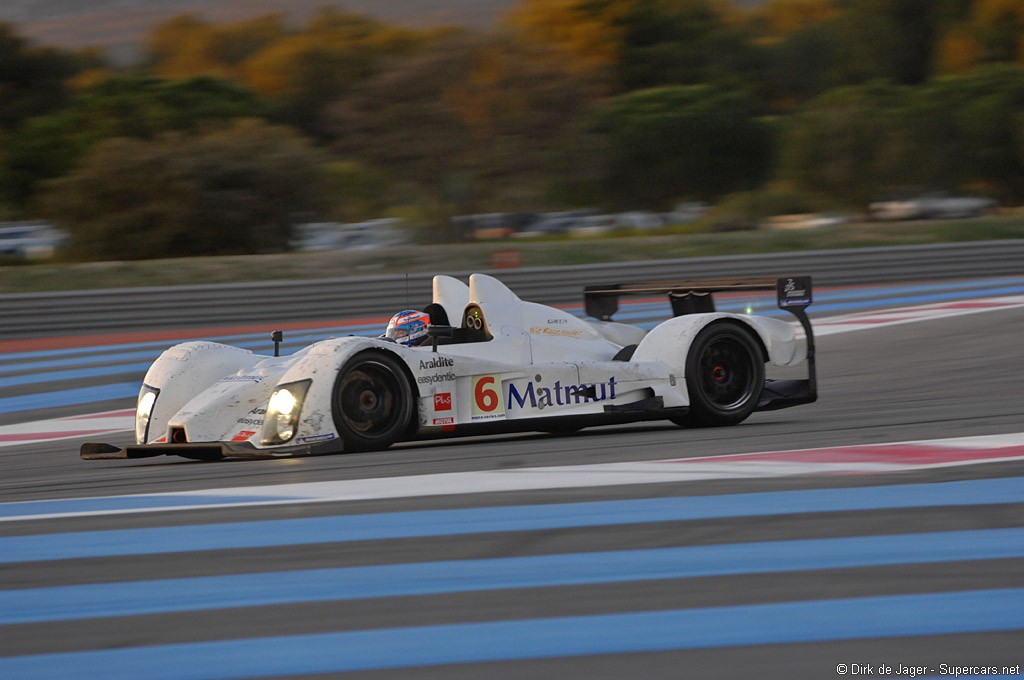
[144,8,429,136]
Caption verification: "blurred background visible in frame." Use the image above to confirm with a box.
[1,0,1022,274]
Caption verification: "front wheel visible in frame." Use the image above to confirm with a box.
[674,322,764,428]
[332,351,414,452]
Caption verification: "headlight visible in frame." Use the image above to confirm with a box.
[135,385,159,444]
[261,380,311,445]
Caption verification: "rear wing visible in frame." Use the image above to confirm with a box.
[584,276,812,320]
[584,276,816,409]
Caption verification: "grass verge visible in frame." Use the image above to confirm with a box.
[1,215,1021,294]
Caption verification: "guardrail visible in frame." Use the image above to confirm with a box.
[2,240,1022,340]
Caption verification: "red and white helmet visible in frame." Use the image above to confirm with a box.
[385,310,430,346]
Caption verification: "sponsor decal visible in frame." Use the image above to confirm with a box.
[417,356,456,387]
[508,376,617,410]
[434,392,452,411]
[235,417,264,427]
[471,374,506,421]
[298,433,337,443]
[432,417,455,426]
[220,375,265,383]
[417,371,455,386]
[235,406,267,428]
[778,276,812,307]
[231,430,257,442]
[530,326,584,338]
[419,356,454,370]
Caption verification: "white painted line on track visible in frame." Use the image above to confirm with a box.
[0,410,134,447]
[813,294,1024,336]
[3,432,1023,521]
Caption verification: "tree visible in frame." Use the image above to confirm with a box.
[144,9,427,138]
[505,0,756,93]
[938,0,1024,72]
[925,64,1024,198]
[504,0,634,72]
[778,65,1024,203]
[746,0,841,42]
[39,119,326,260]
[615,0,758,92]
[584,85,773,206]
[146,13,288,79]
[749,0,975,107]
[444,33,609,167]
[322,36,477,182]
[0,22,96,131]
[0,74,264,207]
[779,81,911,204]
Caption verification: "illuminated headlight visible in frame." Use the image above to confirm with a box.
[135,385,159,444]
[261,380,311,445]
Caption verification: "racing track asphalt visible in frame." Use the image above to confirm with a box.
[1,302,1023,678]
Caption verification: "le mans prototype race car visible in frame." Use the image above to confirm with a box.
[82,273,816,461]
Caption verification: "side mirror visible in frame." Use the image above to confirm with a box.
[426,325,453,352]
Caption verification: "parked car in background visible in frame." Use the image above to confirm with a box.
[869,195,997,221]
[614,211,664,230]
[663,202,710,225]
[510,210,597,239]
[291,219,409,251]
[0,221,68,259]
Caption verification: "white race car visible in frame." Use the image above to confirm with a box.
[82,273,816,460]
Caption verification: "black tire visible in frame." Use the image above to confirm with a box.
[331,351,414,452]
[674,322,764,428]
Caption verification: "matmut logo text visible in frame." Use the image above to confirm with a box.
[508,377,617,409]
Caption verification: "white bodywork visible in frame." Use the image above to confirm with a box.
[136,273,806,452]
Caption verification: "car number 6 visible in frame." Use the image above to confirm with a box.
[474,375,499,412]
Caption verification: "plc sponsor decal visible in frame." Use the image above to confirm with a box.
[434,392,452,411]
[508,376,617,410]
[417,356,456,387]
[471,374,506,421]
[230,430,257,442]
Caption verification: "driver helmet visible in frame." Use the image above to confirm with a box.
[385,310,430,346]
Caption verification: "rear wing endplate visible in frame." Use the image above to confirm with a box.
[584,276,816,408]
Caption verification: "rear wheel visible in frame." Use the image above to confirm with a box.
[332,351,413,452]
[674,322,764,428]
